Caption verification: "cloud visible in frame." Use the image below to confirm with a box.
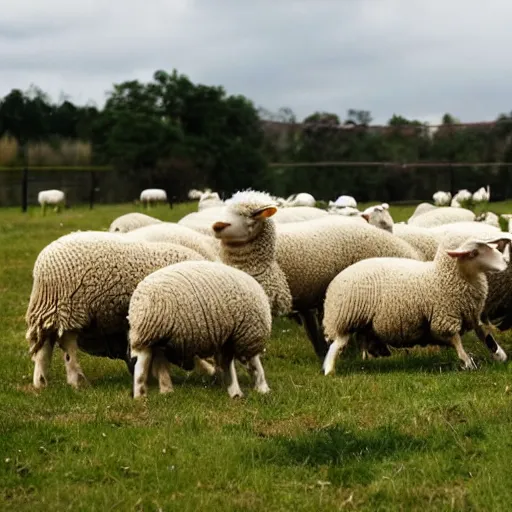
[1,0,511,124]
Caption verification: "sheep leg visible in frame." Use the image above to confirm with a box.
[246,354,270,394]
[193,355,217,376]
[151,349,173,394]
[299,309,328,359]
[322,335,350,375]
[58,332,88,388]
[132,347,153,398]
[32,339,54,389]
[449,334,477,370]
[474,323,507,362]
[220,357,243,398]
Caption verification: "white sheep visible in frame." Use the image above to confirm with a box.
[273,206,329,223]
[450,189,472,208]
[329,195,357,209]
[408,202,438,222]
[408,206,475,227]
[473,185,491,204]
[38,189,65,215]
[188,189,204,200]
[328,206,361,217]
[198,191,223,211]
[322,234,512,375]
[361,203,393,232]
[178,207,226,236]
[432,190,452,206]
[128,260,272,398]
[109,212,163,233]
[284,193,316,207]
[475,211,500,228]
[140,188,168,208]
[25,231,205,389]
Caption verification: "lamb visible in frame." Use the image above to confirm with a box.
[25,231,206,390]
[38,189,65,215]
[128,260,272,398]
[123,222,219,261]
[109,212,163,233]
[284,192,316,207]
[408,206,475,227]
[433,191,452,206]
[272,206,329,223]
[275,217,422,357]
[322,235,512,376]
[140,188,168,208]
[198,191,223,211]
[210,190,292,317]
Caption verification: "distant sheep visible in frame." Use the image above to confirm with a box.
[188,189,204,200]
[109,212,162,233]
[473,186,491,204]
[284,193,316,207]
[198,191,223,211]
[38,189,65,215]
[329,195,357,209]
[451,189,472,208]
[140,189,167,208]
[432,191,452,206]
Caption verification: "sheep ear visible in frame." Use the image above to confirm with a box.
[445,248,478,259]
[361,213,370,222]
[252,206,277,219]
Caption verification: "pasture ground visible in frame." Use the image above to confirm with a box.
[2,201,512,511]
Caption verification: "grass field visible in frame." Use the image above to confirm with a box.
[2,202,512,511]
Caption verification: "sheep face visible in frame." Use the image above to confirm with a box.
[212,205,277,243]
[446,237,512,274]
[362,204,394,232]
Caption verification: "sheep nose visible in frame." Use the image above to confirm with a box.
[212,222,231,233]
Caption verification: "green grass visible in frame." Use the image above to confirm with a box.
[2,201,512,511]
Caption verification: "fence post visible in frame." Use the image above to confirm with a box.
[89,170,96,210]
[21,167,28,213]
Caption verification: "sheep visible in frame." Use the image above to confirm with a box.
[473,185,491,204]
[210,189,292,317]
[128,260,272,398]
[188,189,204,200]
[322,234,512,376]
[198,191,223,211]
[392,224,442,261]
[361,203,393,232]
[329,195,357,209]
[109,212,163,233]
[408,206,475,227]
[433,190,452,206]
[25,231,206,390]
[123,223,219,261]
[38,189,65,215]
[328,206,361,217]
[408,202,438,221]
[450,189,472,208]
[284,192,316,207]
[140,188,168,208]
[178,207,226,236]
[272,206,329,223]
[275,217,422,357]
[475,211,500,228]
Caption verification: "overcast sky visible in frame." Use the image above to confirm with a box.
[1,0,510,125]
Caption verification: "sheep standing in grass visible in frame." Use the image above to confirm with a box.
[38,189,65,215]
[451,189,472,208]
[25,231,205,389]
[322,235,512,376]
[140,189,167,208]
[433,191,452,206]
[109,212,162,233]
[128,260,272,398]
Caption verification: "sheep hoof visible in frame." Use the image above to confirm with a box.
[462,358,478,370]
[228,388,244,399]
[33,375,48,389]
[492,346,508,362]
[69,373,89,389]
[255,383,270,394]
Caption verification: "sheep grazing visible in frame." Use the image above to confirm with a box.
[198,190,223,211]
[408,206,475,227]
[451,189,472,208]
[109,212,163,233]
[432,190,452,206]
[329,195,357,209]
[128,260,272,398]
[284,193,316,207]
[275,216,422,357]
[25,231,205,389]
[38,189,65,215]
[140,188,168,208]
[473,185,491,204]
[188,189,204,200]
[322,235,512,376]
[211,189,292,317]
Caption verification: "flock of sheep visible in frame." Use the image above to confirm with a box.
[25,185,512,399]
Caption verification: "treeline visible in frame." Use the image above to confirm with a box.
[1,70,512,201]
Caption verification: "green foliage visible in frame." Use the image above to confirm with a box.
[3,203,512,510]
